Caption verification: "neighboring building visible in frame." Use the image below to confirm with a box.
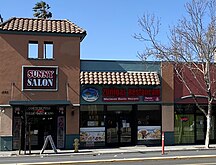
[79,60,174,148]
[0,17,86,150]
[173,64,216,145]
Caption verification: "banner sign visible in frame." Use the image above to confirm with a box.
[80,127,105,142]
[137,126,161,140]
[22,66,58,91]
[57,116,65,148]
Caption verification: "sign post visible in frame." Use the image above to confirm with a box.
[40,135,57,154]
[162,131,165,155]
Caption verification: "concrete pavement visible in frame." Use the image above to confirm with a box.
[1,145,216,165]
[1,144,216,157]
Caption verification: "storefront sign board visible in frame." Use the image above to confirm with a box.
[81,86,161,104]
[22,66,58,91]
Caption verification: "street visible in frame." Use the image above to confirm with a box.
[76,159,216,165]
[1,149,216,164]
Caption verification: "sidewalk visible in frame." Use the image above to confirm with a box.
[1,144,216,157]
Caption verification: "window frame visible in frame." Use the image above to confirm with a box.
[28,41,39,59]
[43,41,54,59]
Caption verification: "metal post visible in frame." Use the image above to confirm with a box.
[18,120,22,155]
[24,109,27,155]
[66,83,69,101]
[162,131,165,155]
[28,121,31,155]
[11,82,14,100]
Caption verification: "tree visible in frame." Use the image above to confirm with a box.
[134,0,216,148]
[0,14,3,23]
[33,1,52,19]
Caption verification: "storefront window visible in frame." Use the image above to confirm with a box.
[196,106,216,140]
[211,116,216,140]
[80,105,104,127]
[175,104,216,144]
[137,105,161,126]
[80,105,105,147]
[174,114,195,144]
[137,105,161,144]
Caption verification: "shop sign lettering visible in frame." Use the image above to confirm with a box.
[26,106,54,115]
[102,88,160,102]
[102,88,160,97]
[22,66,58,91]
[144,96,160,102]
[103,97,140,102]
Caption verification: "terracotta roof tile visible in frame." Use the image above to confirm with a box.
[80,71,160,85]
[0,17,86,40]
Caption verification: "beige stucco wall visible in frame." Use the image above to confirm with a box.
[0,32,82,140]
[0,33,80,105]
[161,62,174,103]
[0,107,12,136]
[161,62,174,132]
[66,106,79,134]
[162,105,174,132]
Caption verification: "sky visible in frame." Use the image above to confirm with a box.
[0,0,191,61]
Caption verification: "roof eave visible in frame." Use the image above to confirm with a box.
[0,29,87,41]
[80,31,87,42]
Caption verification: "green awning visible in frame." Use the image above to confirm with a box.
[9,100,71,106]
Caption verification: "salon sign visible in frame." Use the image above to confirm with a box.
[22,66,58,91]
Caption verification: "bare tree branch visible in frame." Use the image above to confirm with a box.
[134,0,216,148]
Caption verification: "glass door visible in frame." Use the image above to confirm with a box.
[106,112,119,144]
[106,105,132,147]
[26,115,56,150]
[120,111,131,143]
[196,115,205,143]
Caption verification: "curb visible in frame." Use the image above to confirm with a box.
[1,146,216,158]
[12,154,216,165]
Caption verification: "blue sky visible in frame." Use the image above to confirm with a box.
[1,0,190,60]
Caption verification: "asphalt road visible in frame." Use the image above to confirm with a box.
[1,150,216,164]
[77,158,216,165]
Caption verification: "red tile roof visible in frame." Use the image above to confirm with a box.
[0,17,86,40]
[80,71,160,85]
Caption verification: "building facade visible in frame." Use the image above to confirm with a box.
[79,60,175,148]
[173,64,216,145]
[0,17,86,150]
[1,17,213,151]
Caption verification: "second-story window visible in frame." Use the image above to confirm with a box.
[44,41,53,59]
[28,41,38,59]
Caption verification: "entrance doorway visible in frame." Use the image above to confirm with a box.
[26,116,56,150]
[195,115,216,144]
[195,115,205,144]
[12,106,66,150]
[106,105,133,147]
